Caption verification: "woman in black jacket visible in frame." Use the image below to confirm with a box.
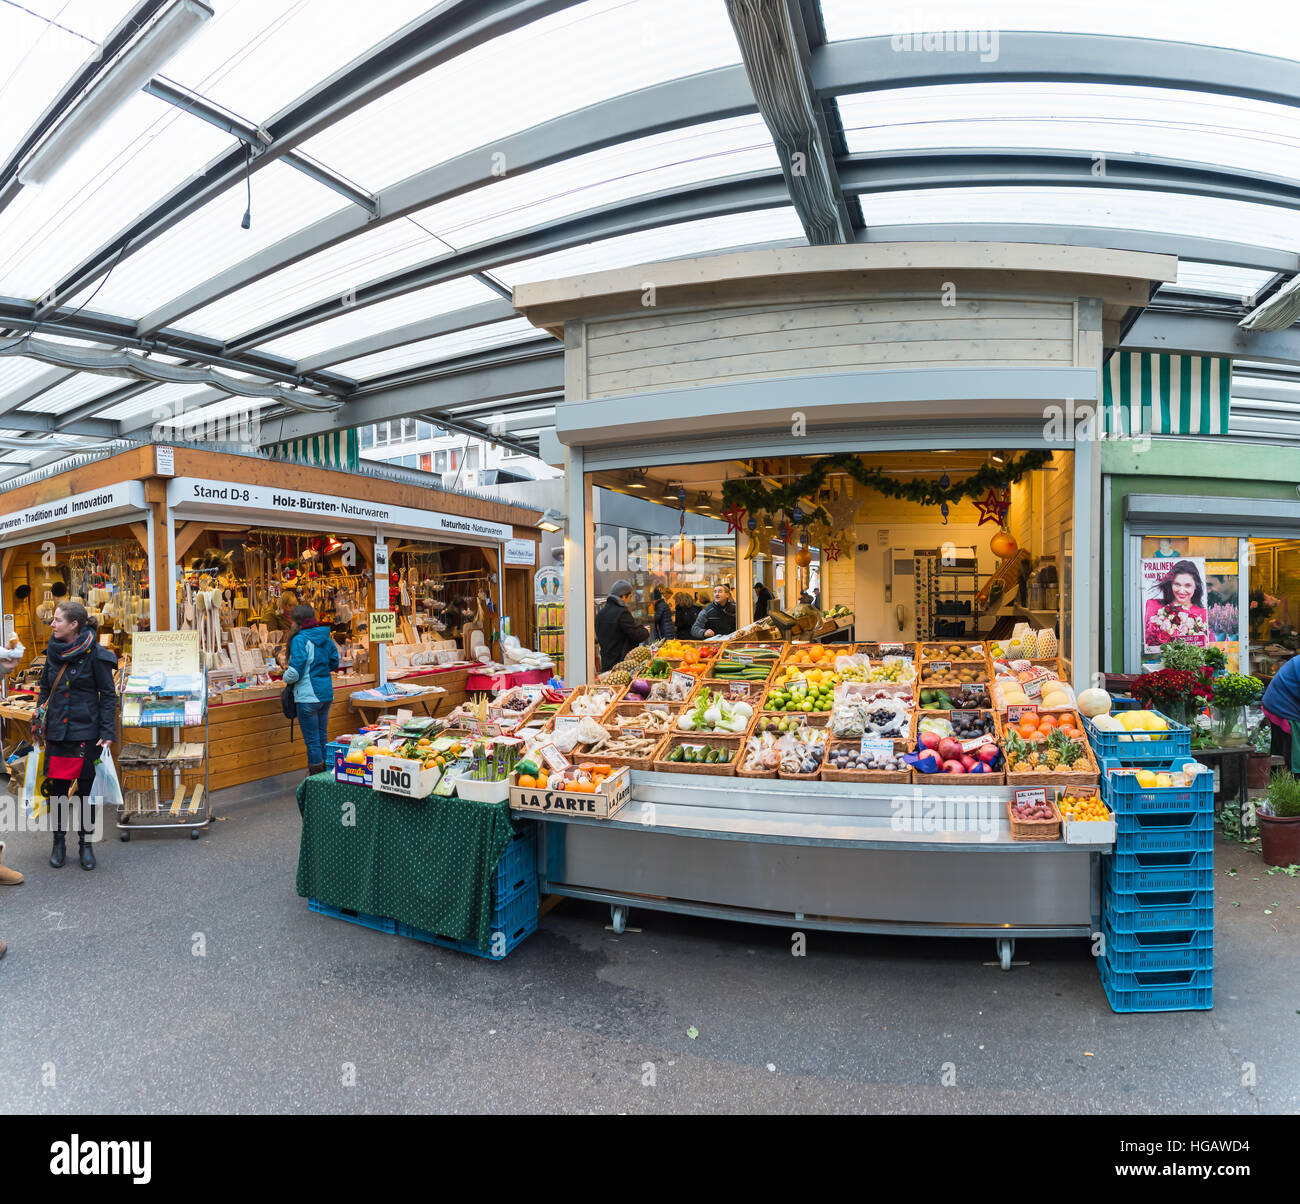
[673,591,699,640]
[37,601,117,871]
[651,587,676,641]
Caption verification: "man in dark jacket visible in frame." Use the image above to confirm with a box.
[692,584,737,639]
[595,580,648,670]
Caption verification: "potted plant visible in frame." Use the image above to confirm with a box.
[1131,667,1213,728]
[1209,673,1263,744]
[1259,768,1300,867]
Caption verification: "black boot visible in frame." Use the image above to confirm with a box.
[306,762,325,777]
[78,837,95,871]
[49,831,66,869]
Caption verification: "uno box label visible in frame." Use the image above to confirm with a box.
[371,756,441,799]
[510,766,631,819]
[1014,787,1047,807]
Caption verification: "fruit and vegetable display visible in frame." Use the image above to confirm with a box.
[644,657,672,678]
[710,649,779,681]
[830,689,911,740]
[516,762,615,792]
[929,709,996,741]
[530,686,570,718]
[784,643,843,666]
[741,730,784,772]
[596,642,653,686]
[825,745,908,774]
[991,659,1075,710]
[921,643,986,663]
[907,731,1003,776]
[754,714,825,734]
[698,682,763,703]
[773,727,827,775]
[917,684,988,709]
[608,706,678,732]
[866,657,915,684]
[568,687,621,716]
[666,742,736,764]
[654,639,697,659]
[575,728,662,759]
[676,689,754,734]
[765,674,837,712]
[620,677,654,699]
[646,676,693,702]
[1086,709,1171,739]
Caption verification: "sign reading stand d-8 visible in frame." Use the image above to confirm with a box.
[368,610,397,643]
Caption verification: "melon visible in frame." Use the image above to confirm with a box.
[1076,688,1112,718]
[1090,714,1124,732]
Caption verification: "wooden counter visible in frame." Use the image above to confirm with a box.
[205,665,471,791]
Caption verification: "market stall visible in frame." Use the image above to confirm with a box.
[512,242,1182,968]
[0,445,544,795]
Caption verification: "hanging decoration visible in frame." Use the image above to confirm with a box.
[744,511,773,560]
[975,486,1011,528]
[721,501,747,535]
[823,540,842,562]
[777,519,790,544]
[720,451,1052,525]
[990,529,1019,560]
[823,484,860,543]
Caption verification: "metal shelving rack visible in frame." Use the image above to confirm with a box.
[115,672,212,841]
[535,602,564,676]
[933,548,979,637]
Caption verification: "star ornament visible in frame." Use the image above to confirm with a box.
[974,486,1011,528]
[721,502,747,535]
[823,540,841,562]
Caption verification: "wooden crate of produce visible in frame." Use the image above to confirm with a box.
[554,683,626,720]
[1006,797,1063,841]
[653,733,742,775]
[570,726,667,771]
[821,741,910,783]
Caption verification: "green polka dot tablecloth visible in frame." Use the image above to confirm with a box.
[295,774,519,951]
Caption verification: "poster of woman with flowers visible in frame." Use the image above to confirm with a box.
[1143,557,1211,651]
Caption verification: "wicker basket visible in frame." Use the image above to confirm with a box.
[778,643,847,670]
[601,700,684,736]
[1003,740,1100,789]
[686,679,770,707]
[752,711,829,739]
[910,708,1000,749]
[734,734,780,778]
[554,683,626,720]
[856,642,915,660]
[572,727,667,772]
[777,737,827,780]
[1006,798,1063,841]
[821,740,911,782]
[652,732,742,776]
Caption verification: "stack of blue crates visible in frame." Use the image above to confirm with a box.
[1087,711,1215,1012]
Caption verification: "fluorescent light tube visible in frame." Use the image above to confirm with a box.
[19,0,214,188]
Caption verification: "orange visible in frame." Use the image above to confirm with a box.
[517,775,535,788]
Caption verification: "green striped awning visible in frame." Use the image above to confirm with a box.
[1103,353,1232,436]
[266,430,360,471]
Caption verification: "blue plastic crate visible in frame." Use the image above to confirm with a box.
[398,884,539,960]
[1100,916,1214,973]
[1101,758,1213,814]
[1105,858,1215,894]
[1114,808,1215,852]
[1098,956,1213,1012]
[1083,711,1191,763]
[494,823,538,904]
[1103,884,1215,932]
[1107,696,1141,711]
[308,898,397,935]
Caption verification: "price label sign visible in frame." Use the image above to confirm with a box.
[961,733,996,754]
[624,727,645,740]
[951,710,976,723]
[645,703,669,713]
[729,653,753,666]
[960,683,984,700]
[1014,787,1047,807]
[785,675,807,691]
[670,670,695,695]
[859,736,895,758]
[929,661,951,674]
[729,682,751,696]
[879,643,906,654]
[536,743,571,772]
[1006,704,1039,723]
[553,715,582,733]
[368,610,397,643]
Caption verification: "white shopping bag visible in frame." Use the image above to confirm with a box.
[92,747,124,809]
[22,748,49,822]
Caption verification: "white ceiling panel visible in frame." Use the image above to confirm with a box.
[335,319,549,380]
[15,370,127,414]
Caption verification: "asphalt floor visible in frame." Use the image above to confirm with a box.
[0,775,1296,1115]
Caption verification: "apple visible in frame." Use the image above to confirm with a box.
[942,759,965,774]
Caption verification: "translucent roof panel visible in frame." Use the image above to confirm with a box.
[299,0,744,192]
[17,371,128,414]
[0,89,231,299]
[334,319,552,380]
[1173,263,1277,297]
[852,187,1300,254]
[98,382,209,423]
[181,218,455,343]
[253,276,503,362]
[66,161,346,323]
[408,115,780,251]
[819,0,1300,61]
[837,85,1300,180]
[158,0,434,124]
[493,208,807,287]
[0,354,65,396]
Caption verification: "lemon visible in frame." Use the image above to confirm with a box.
[1136,769,1159,789]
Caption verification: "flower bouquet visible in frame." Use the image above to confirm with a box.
[1144,604,1210,647]
[1209,672,1263,744]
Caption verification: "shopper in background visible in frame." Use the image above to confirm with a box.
[651,587,676,641]
[692,583,737,638]
[753,581,774,620]
[1262,652,1300,773]
[595,580,648,670]
[0,635,27,955]
[37,601,116,872]
[282,604,339,776]
[674,590,700,640]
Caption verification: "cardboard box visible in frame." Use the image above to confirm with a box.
[371,755,441,798]
[509,765,632,819]
[333,747,373,787]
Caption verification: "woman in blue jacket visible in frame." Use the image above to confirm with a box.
[281,604,339,775]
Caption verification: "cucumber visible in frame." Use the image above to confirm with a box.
[668,746,684,762]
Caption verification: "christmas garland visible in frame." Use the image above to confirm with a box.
[721,451,1052,525]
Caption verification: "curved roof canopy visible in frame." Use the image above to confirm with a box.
[1,0,1299,483]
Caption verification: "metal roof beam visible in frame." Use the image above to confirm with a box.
[258,350,564,444]
[136,64,757,336]
[1122,311,1300,364]
[0,409,118,438]
[724,0,853,244]
[854,224,1300,275]
[838,150,1300,213]
[813,32,1300,110]
[41,0,588,316]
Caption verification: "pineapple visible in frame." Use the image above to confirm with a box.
[606,669,632,686]
[628,645,652,665]
[1046,728,1084,769]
